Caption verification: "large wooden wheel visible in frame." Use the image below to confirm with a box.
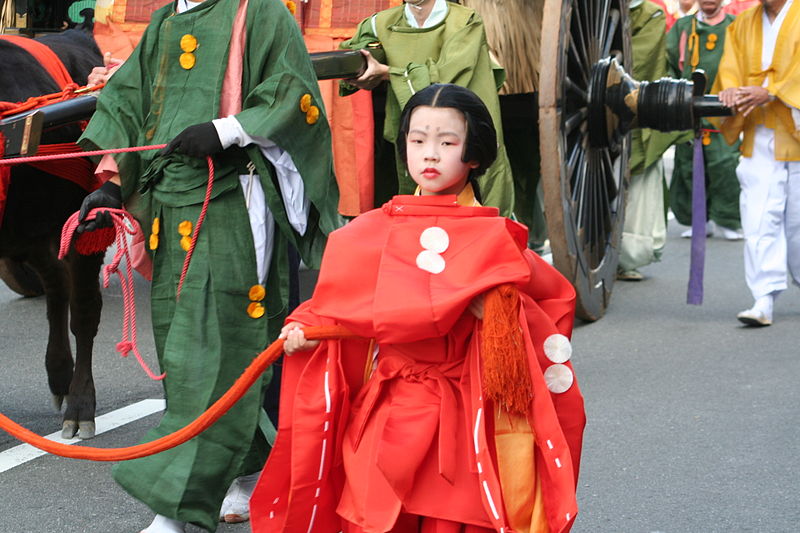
[539,0,632,321]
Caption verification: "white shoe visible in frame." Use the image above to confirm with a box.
[681,221,714,239]
[716,225,744,241]
[736,308,772,327]
[219,471,260,523]
[737,295,774,327]
[140,515,185,533]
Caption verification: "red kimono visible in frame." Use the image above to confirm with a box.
[251,195,586,533]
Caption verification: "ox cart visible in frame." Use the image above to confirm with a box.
[1,0,731,322]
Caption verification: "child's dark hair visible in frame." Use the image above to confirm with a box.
[397,84,497,201]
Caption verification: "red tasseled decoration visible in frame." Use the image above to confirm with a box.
[74,226,116,255]
[480,283,533,415]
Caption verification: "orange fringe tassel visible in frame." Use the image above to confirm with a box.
[481,284,532,415]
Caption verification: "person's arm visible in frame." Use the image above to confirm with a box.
[213,116,310,235]
[387,14,490,110]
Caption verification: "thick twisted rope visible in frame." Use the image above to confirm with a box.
[0,325,359,461]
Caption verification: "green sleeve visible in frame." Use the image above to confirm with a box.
[387,15,490,111]
[77,7,167,203]
[338,16,380,96]
[665,22,682,79]
[234,0,340,264]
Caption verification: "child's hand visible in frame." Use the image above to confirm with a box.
[278,322,320,355]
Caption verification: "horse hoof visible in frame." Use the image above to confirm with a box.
[52,395,64,412]
[78,421,96,440]
[62,420,79,439]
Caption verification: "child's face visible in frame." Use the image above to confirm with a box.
[406,106,479,196]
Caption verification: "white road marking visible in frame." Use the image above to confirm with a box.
[0,398,165,474]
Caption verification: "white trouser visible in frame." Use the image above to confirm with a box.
[736,125,800,300]
[240,174,274,285]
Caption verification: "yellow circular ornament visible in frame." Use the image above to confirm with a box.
[285,0,297,15]
[702,134,712,146]
[249,284,266,301]
[149,234,159,250]
[180,52,196,70]
[151,217,160,235]
[306,105,320,125]
[708,34,718,42]
[178,220,193,236]
[180,235,192,252]
[247,302,265,319]
[180,34,198,53]
[300,93,312,113]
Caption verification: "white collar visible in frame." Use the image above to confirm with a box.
[177,0,203,14]
[404,0,448,29]
[763,0,793,26]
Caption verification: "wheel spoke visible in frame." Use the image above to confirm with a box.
[568,34,590,86]
[573,2,591,69]
[565,76,589,103]
[597,0,613,57]
[601,148,619,200]
[564,107,588,136]
[572,150,588,228]
[602,8,621,59]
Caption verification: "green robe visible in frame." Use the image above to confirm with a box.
[340,2,515,217]
[666,13,742,230]
[78,0,339,530]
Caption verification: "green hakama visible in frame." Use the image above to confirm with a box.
[79,0,339,530]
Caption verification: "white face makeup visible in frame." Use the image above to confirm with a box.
[405,106,479,197]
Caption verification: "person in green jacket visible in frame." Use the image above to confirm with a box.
[339,0,515,218]
[618,0,678,281]
[75,0,340,531]
[667,0,743,240]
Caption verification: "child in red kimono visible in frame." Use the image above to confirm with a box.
[250,84,586,533]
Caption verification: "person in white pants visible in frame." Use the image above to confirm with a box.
[716,0,800,326]
[735,125,800,325]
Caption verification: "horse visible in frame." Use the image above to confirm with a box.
[0,24,105,439]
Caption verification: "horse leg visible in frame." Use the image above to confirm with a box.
[64,248,104,439]
[24,242,74,418]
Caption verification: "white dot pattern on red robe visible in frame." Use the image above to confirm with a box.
[416,226,450,273]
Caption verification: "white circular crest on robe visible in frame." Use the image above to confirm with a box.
[416,250,446,274]
[419,226,450,254]
[543,364,574,394]
[543,333,572,363]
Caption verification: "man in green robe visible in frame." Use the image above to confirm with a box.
[667,0,743,240]
[618,0,678,280]
[76,0,340,531]
[338,0,515,217]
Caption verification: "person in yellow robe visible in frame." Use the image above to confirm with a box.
[714,0,800,326]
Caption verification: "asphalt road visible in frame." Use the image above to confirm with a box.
[1,219,798,533]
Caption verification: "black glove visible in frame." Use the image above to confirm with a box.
[160,122,223,159]
[76,181,122,233]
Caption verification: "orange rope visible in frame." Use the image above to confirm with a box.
[0,83,104,119]
[0,325,359,461]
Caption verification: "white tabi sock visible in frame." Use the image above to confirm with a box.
[140,514,185,533]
